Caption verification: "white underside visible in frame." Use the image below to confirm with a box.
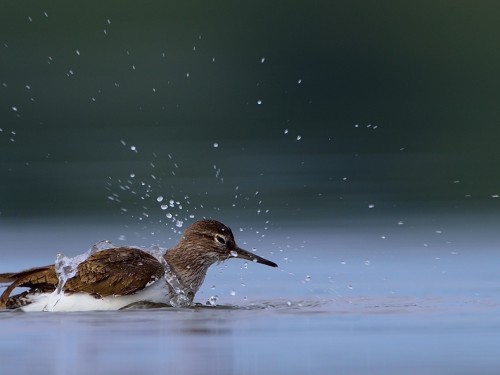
[20,280,170,312]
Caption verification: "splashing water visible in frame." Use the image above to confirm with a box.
[144,245,192,307]
[42,242,113,311]
[206,295,218,306]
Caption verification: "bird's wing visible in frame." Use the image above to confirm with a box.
[65,247,165,296]
[0,247,165,307]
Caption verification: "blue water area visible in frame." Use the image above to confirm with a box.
[0,298,498,375]
[1,213,499,374]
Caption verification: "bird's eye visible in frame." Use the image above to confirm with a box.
[215,235,226,244]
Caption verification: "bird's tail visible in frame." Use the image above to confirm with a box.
[0,266,56,309]
[0,272,16,285]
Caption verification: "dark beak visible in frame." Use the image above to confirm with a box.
[231,247,278,268]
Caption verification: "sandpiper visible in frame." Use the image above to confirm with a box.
[0,219,277,311]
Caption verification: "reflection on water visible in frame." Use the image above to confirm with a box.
[1,215,499,374]
[0,295,499,375]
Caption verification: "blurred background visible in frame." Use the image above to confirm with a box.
[1,1,499,229]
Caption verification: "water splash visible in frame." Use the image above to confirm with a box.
[146,246,191,307]
[42,242,111,311]
[206,295,218,306]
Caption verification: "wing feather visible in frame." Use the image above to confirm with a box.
[0,247,165,308]
[66,248,165,296]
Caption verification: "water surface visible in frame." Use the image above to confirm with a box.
[1,215,499,374]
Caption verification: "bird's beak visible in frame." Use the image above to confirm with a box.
[231,247,278,268]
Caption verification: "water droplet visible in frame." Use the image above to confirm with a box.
[213,142,219,148]
[297,79,302,84]
[284,129,289,134]
[230,290,236,296]
[130,145,137,152]
[11,106,17,112]
[230,250,238,258]
[305,275,311,282]
[368,204,375,209]
[175,220,183,228]
[296,135,302,141]
[166,213,172,218]
[161,204,168,210]
[76,49,80,56]
[257,100,262,105]
[206,296,218,306]
[157,195,163,202]
[286,301,292,306]
[260,57,266,63]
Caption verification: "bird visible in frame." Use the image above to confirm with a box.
[0,219,278,311]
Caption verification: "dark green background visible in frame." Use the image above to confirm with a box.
[1,1,499,220]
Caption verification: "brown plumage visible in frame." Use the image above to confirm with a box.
[0,248,164,308]
[0,219,278,310]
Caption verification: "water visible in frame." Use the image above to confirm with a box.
[1,215,499,374]
[0,300,496,375]
[1,2,500,372]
